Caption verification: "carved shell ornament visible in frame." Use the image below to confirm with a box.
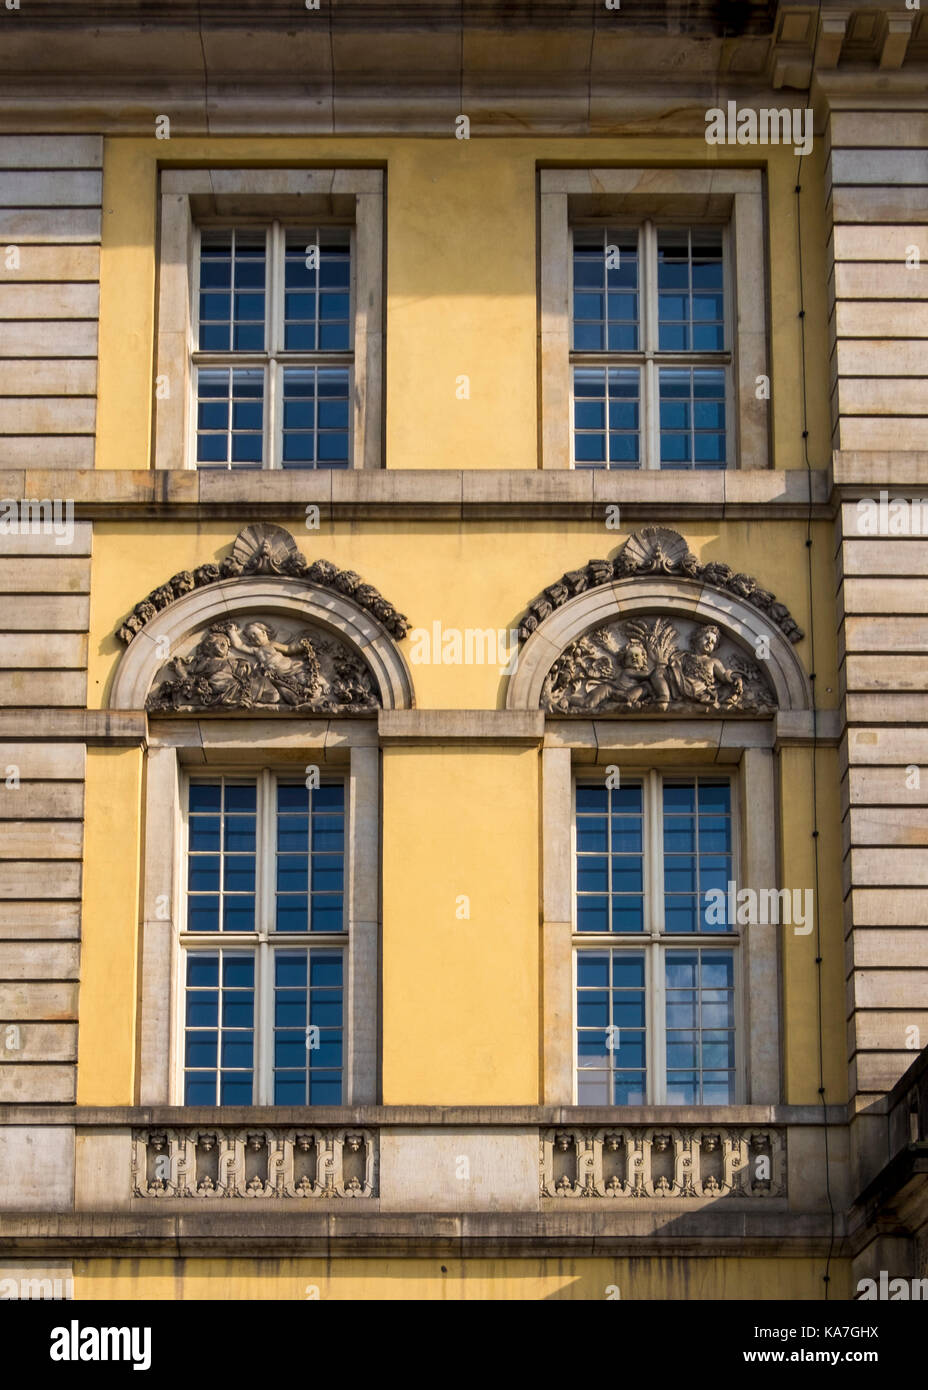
[115,524,410,645]
[517,526,804,646]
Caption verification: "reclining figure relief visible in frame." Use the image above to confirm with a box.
[542,617,776,715]
[146,619,379,713]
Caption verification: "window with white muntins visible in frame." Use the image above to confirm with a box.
[573,772,742,1106]
[539,169,767,471]
[193,225,353,470]
[180,771,348,1106]
[571,224,730,470]
[154,169,383,471]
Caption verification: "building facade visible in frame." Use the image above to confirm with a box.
[0,0,926,1301]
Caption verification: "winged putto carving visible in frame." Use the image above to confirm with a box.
[147,618,379,713]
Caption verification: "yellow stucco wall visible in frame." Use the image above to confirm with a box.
[381,746,540,1103]
[75,133,848,1257]
[95,136,831,473]
[73,1256,852,1301]
[79,518,846,1106]
[87,520,838,712]
[76,747,144,1105]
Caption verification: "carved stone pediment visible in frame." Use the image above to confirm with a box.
[543,616,776,716]
[146,617,379,714]
[518,526,804,646]
[116,524,410,645]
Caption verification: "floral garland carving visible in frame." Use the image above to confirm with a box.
[517,527,804,646]
[116,524,410,645]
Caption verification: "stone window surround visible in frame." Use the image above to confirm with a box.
[514,578,801,1107]
[154,168,384,472]
[108,577,415,713]
[543,741,779,1107]
[139,732,380,1108]
[570,765,746,1107]
[109,575,412,1108]
[539,168,768,472]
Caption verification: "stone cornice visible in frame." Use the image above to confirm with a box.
[0,1102,846,1126]
[1,2,924,130]
[0,1210,846,1261]
[0,469,832,522]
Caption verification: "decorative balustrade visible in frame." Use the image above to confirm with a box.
[130,1122,785,1203]
[540,1126,786,1199]
[131,1127,378,1200]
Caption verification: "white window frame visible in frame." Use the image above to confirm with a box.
[568,220,734,470]
[540,168,768,471]
[188,221,355,472]
[173,767,350,1107]
[154,168,383,471]
[570,768,744,1106]
[138,730,381,1109]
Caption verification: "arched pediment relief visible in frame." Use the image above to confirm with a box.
[544,615,776,716]
[115,524,410,646]
[147,616,380,715]
[507,576,812,716]
[517,527,804,648]
[110,534,415,712]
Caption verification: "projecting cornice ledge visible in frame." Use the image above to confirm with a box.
[0,470,832,522]
[378,710,545,745]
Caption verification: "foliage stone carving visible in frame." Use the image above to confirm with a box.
[116,523,410,645]
[543,616,776,715]
[147,618,379,714]
[518,526,804,646]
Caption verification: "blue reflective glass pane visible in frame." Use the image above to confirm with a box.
[277,856,308,893]
[276,898,308,932]
[577,897,609,933]
[577,953,609,987]
[278,818,309,852]
[612,954,645,989]
[310,899,343,933]
[611,899,644,933]
[577,817,607,853]
[220,1076,253,1105]
[190,816,220,851]
[189,856,220,893]
[309,1078,342,1105]
[577,997,609,1028]
[174,895,211,954]
[278,785,309,811]
[186,1035,217,1068]
[185,1074,216,1105]
[224,859,255,893]
[225,784,256,811]
[222,955,254,987]
[222,897,254,933]
[186,993,218,1026]
[189,784,221,812]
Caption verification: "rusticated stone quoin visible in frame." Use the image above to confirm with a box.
[518,527,805,646]
[116,524,411,645]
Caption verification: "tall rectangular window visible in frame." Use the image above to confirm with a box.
[193,224,352,471]
[571,224,730,470]
[181,772,347,1105]
[574,772,739,1105]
